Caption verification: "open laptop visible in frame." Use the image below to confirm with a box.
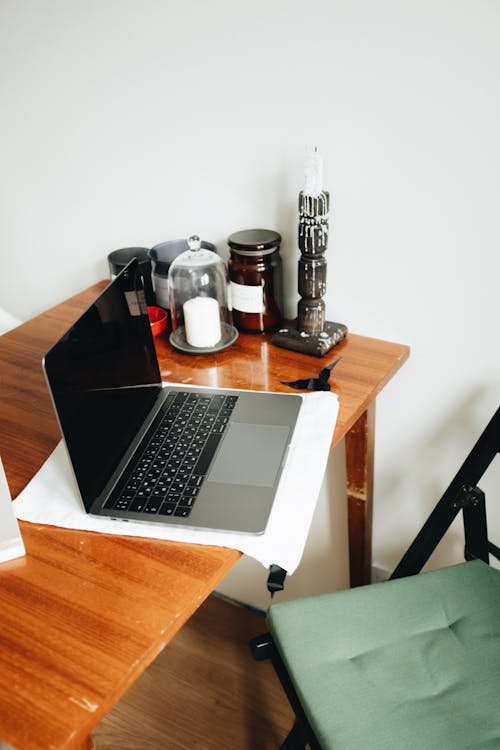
[42,260,302,535]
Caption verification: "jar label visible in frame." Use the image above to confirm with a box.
[230,281,264,313]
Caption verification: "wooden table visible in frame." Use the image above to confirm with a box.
[0,282,409,750]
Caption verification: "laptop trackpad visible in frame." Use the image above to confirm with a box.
[208,423,290,488]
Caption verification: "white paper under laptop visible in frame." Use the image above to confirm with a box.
[0,457,25,563]
[42,260,303,536]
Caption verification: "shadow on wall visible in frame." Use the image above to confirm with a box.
[275,166,301,320]
[377,385,498,572]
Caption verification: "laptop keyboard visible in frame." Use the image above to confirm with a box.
[105,391,238,519]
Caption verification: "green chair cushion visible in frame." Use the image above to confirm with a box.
[268,561,500,750]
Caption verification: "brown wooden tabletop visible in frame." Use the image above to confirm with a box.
[0,281,409,750]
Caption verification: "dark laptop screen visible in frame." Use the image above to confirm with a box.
[43,260,162,510]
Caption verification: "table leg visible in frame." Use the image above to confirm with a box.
[345,404,375,587]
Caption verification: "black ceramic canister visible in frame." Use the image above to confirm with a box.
[107,247,155,306]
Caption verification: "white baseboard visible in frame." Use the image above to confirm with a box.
[371,564,391,583]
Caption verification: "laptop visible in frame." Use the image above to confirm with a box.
[42,260,302,535]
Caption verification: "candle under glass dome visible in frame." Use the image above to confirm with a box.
[168,235,238,353]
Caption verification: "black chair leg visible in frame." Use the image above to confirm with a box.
[280,720,307,749]
[251,633,322,749]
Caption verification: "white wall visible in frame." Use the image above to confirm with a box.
[1,0,498,610]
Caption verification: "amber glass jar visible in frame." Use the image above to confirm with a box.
[227,229,283,332]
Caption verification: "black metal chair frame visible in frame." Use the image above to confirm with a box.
[251,407,500,750]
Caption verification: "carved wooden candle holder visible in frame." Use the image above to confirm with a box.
[272,150,347,357]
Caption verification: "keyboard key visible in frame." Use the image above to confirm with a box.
[182,486,199,497]
[208,395,226,411]
[152,488,167,499]
[165,492,181,504]
[144,501,161,513]
[151,459,167,468]
[114,499,131,510]
[130,498,147,512]
[174,507,191,517]
[158,502,177,515]
[178,495,195,507]
[173,392,189,406]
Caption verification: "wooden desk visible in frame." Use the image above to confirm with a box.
[0,282,409,750]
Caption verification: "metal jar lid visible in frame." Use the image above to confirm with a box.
[227,229,282,256]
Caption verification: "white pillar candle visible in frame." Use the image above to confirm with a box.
[183,296,222,348]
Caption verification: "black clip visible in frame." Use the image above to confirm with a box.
[267,564,287,597]
[282,357,341,392]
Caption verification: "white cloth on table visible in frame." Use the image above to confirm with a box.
[13,390,338,574]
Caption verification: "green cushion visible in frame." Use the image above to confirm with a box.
[268,561,500,750]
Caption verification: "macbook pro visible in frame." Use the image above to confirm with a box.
[42,260,302,535]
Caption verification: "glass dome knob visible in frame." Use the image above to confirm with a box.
[188,235,201,252]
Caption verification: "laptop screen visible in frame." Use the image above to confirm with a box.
[43,260,162,510]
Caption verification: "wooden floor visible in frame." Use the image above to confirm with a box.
[93,594,294,750]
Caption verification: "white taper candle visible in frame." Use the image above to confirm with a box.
[303,146,323,197]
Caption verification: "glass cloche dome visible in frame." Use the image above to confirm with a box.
[168,235,237,353]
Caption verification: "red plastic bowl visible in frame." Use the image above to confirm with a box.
[147,306,167,337]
